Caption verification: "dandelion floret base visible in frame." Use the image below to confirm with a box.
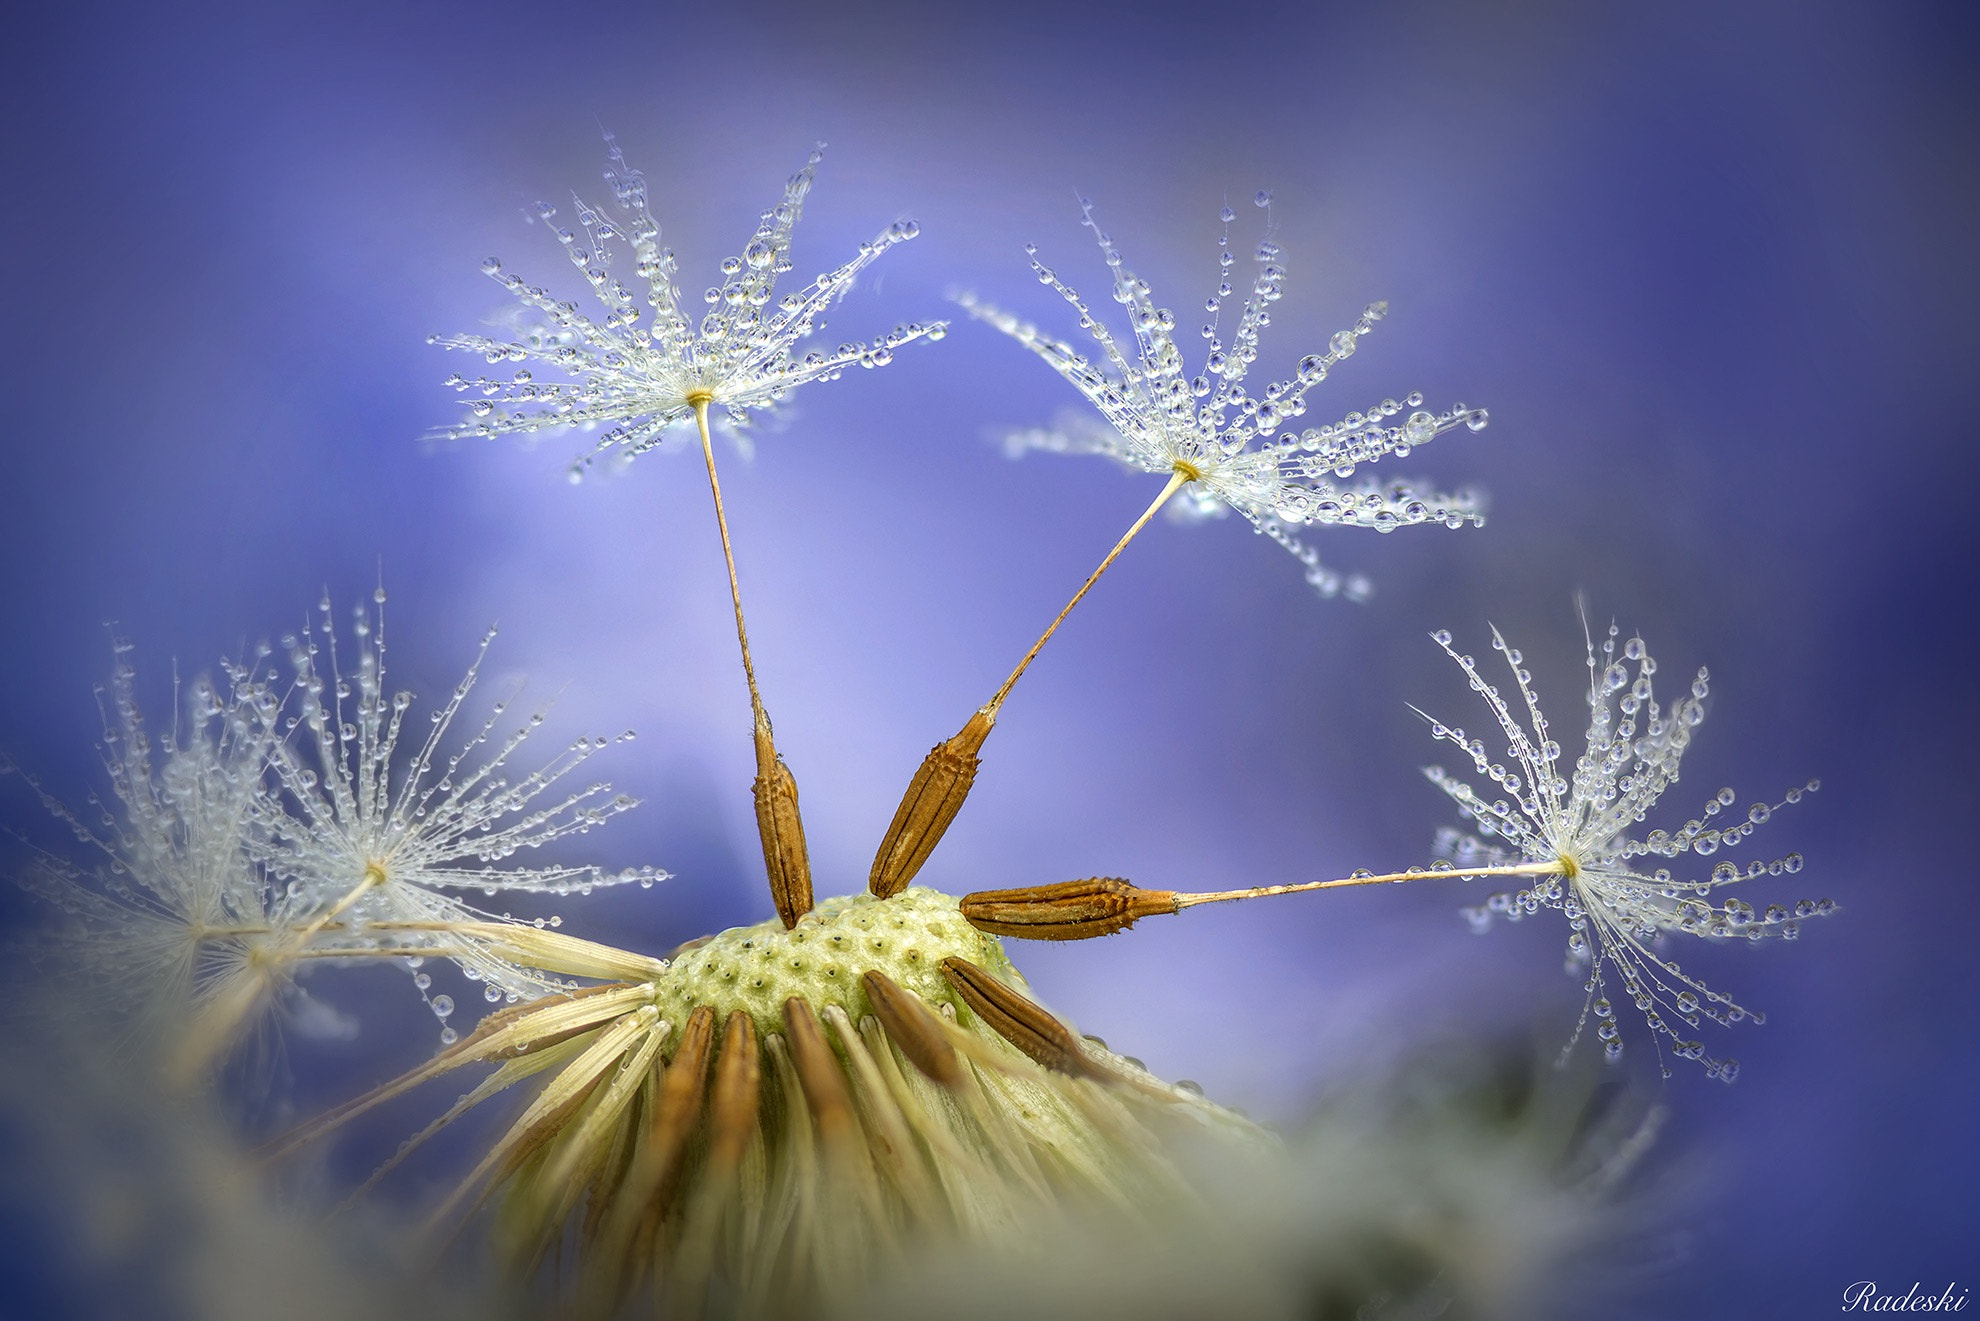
[656,887,1016,1040]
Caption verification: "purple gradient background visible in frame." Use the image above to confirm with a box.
[2,1,1975,1316]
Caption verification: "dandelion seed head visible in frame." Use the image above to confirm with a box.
[1420,619,1832,1080]
[431,137,945,476]
[964,199,1488,594]
[230,593,650,999]
[293,882,1266,1317]
[3,644,313,1067]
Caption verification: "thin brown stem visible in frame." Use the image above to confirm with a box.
[692,396,766,723]
[986,465,1192,715]
[689,394,812,924]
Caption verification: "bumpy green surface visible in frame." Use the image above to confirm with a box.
[653,886,1017,1042]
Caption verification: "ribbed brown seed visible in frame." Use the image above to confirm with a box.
[782,998,858,1145]
[658,1011,758,1318]
[703,1010,761,1178]
[619,1005,717,1237]
[868,707,995,898]
[938,956,1112,1081]
[752,716,814,929]
[860,969,965,1089]
[959,877,1181,941]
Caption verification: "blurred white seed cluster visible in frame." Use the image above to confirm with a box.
[8,589,660,1068]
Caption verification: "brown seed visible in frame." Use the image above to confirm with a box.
[958,877,1180,941]
[868,707,995,898]
[703,1010,761,1178]
[860,970,965,1090]
[752,715,814,929]
[628,1005,718,1224]
[938,957,1111,1082]
[658,1010,760,1314]
[781,1000,888,1236]
[782,997,858,1144]
[578,1008,717,1303]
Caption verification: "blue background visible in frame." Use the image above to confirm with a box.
[2,1,1975,1316]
